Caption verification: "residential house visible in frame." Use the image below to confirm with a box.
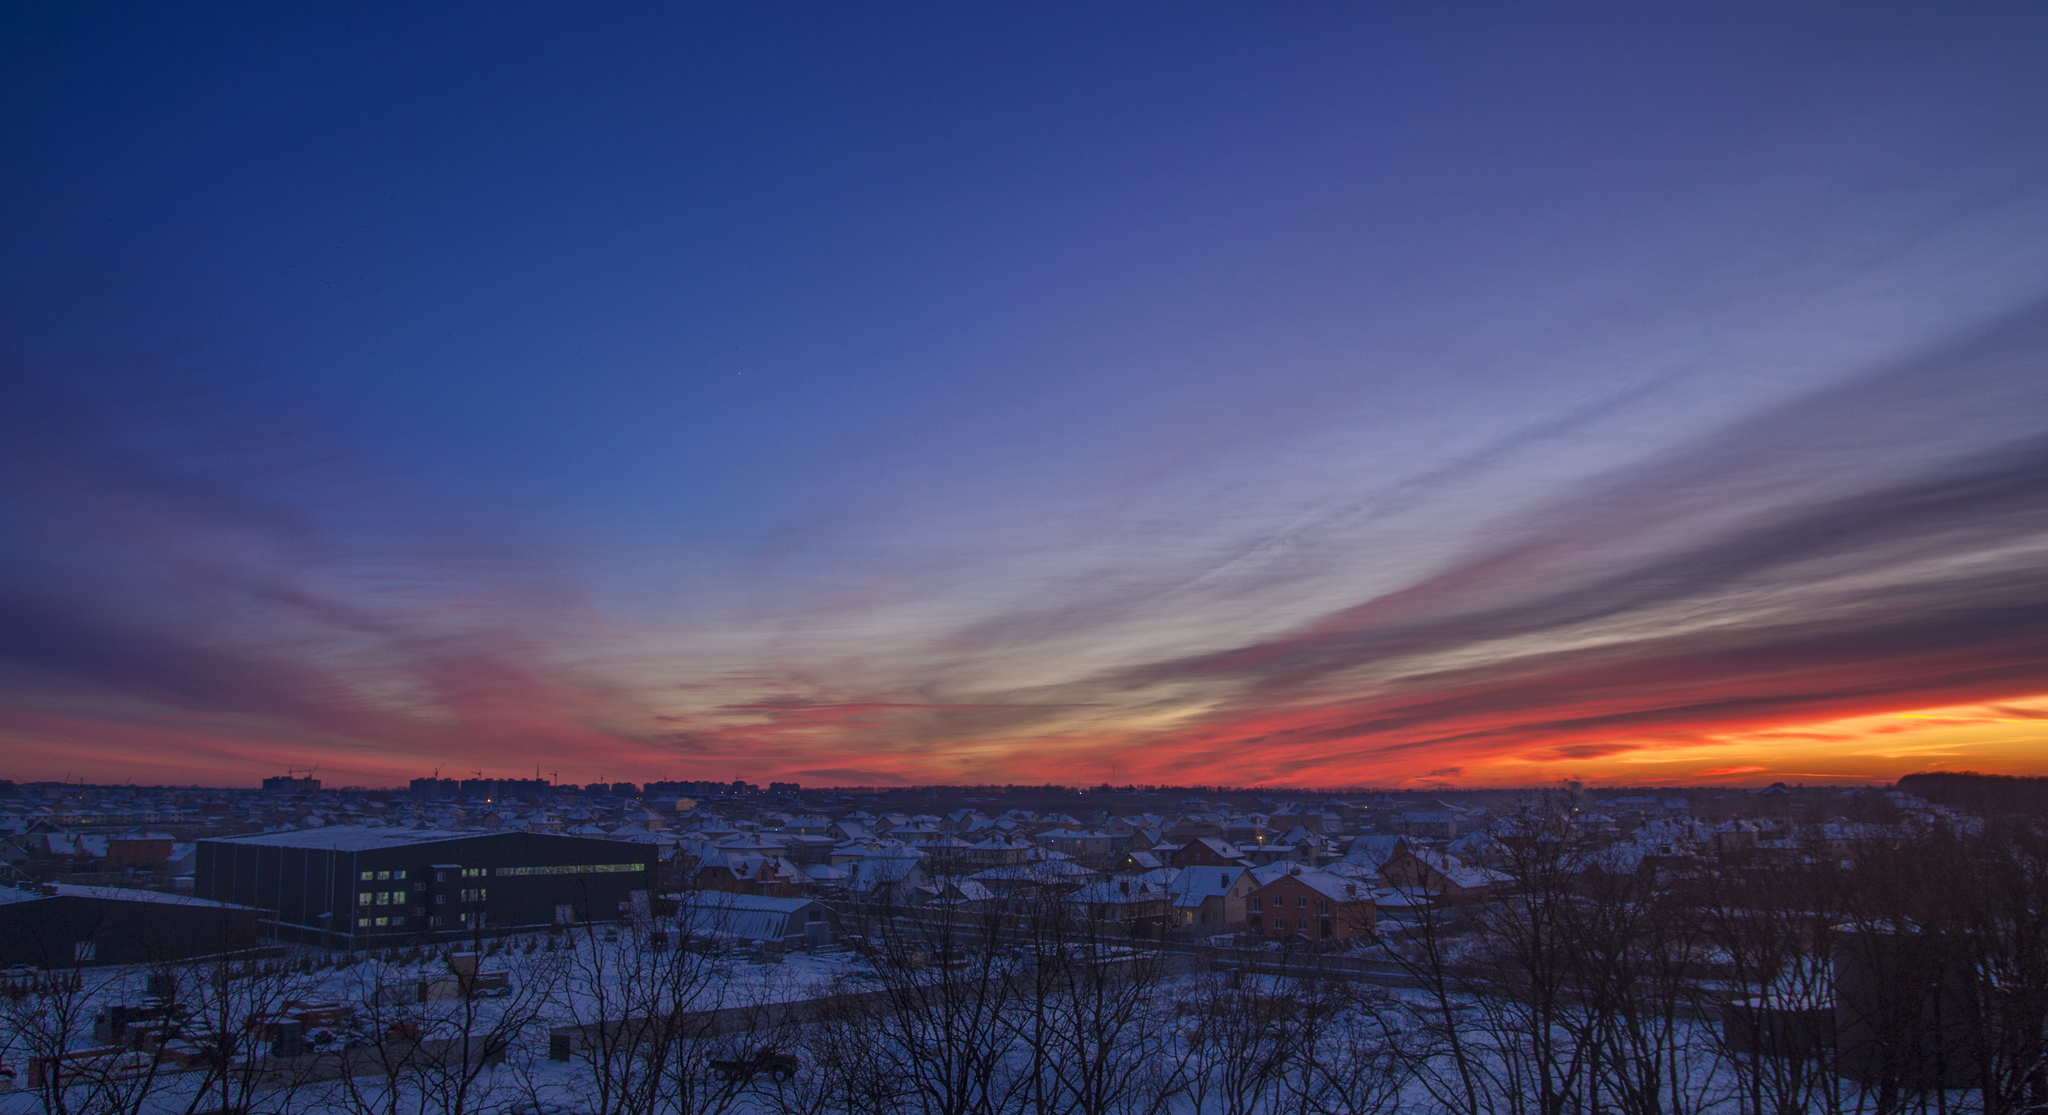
[1117,848,1166,874]
[963,832,1035,868]
[1397,811,1460,840]
[1037,828,1121,864]
[1166,864,1256,935]
[1069,876,1171,938]
[106,830,175,872]
[1340,835,1406,875]
[694,850,809,898]
[1378,845,1503,904]
[968,856,1096,896]
[1173,837,1249,869]
[1245,867,1376,940]
[847,846,928,906]
[925,876,997,912]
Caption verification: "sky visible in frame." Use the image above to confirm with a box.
[3,4,2047,790]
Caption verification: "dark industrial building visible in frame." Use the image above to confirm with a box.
[195,827,657,949]
[0,884,262,968]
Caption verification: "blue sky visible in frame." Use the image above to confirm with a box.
[5,4,2048,787]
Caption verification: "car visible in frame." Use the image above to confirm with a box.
[708,1050,800,1083]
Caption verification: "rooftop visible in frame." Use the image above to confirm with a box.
[202,824,487,851]
[0,883,257,909]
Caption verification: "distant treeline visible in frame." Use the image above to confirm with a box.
[1898,770,2048,816]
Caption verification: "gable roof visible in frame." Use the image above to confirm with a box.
[1342,835,1405,870]
[1249,867,1372,903]
[1166,864,1247,907]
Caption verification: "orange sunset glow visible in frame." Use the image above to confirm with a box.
[5,6,2048,790]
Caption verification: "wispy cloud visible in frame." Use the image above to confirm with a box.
[0,365,651,784]
[634,305,2048,786]
[5,304,2047,787]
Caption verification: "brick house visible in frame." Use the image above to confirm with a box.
[694,851,810,897]
[107,830,176,872]
[1377,845,1503,904]
[1245,867,1376,941]
[1172,837,1249,869]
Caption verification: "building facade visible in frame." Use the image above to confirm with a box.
[1245,868,1376,941]
[0,884,261,968]
[1168,864,1257,934]
[195,827,656,948]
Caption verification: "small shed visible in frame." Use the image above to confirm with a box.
[681,892,833,948]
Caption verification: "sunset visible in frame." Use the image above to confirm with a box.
[7,8,2048,1111]
[4,5,2046,791]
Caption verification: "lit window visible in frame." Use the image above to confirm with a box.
[392,870,407,880]
[493,863,643,876]
[375,917,388,926]
[359,870,374,881]
[377,871,390,881]
[358,917,370,927]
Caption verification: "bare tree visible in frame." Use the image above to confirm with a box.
[1004,891,1178,1115]
[842,881,1022,1115]
[1276,975,1412,1115]
[540,885,748,1115]
[1692,850,1847,1115]
[323,950,442,1115]
[1479,809,1599,1115]
[1175,962,1299,1115]
[326,942,556,1115]
[762,989,907,1115]
[1942,817,2048,1115]
[169,946,323,1115]
[1369,888,1506,1115]
[0,962,156,1115]
[1371,794,1598,1115]
[1567,851,1721,1115]
[1838,816,2048,1115]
